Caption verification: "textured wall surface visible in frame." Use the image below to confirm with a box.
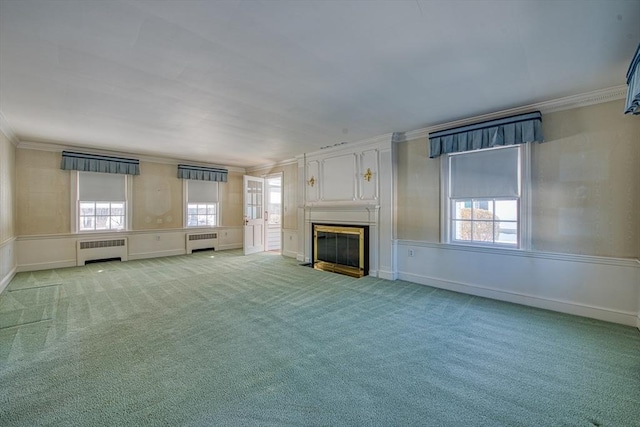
[395,137,440,242]
[15,149,245,233]
[16,149,70,235]
[132,162,183,230]
[0,132,15,243]
[395,100,640,259]
[532,100,640,258]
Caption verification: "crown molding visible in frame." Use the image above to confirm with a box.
[0,111,20,146]
[16,140,246,173]
[402,85,628,142]
[245,158,298,173]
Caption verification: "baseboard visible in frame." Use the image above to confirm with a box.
[216,243,243,251]
[128,249,186,261]
[282,249,297,259]
[296,254,305,262]
[17,260,77,273]
[377,269,398,280]
[398,271,638,327]
[0,266,17,295]
[637,314,640,331]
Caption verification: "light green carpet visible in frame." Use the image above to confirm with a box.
[1,250,639,426]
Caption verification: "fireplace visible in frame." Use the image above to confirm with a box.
[313,223,369,278]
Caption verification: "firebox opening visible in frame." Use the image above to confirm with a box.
[312,223,369,278]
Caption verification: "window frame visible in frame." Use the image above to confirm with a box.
[183,180,221,229]
[440,144,531,250]
[71,171,132,233]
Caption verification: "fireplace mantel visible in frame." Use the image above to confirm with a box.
[296,134,395,280]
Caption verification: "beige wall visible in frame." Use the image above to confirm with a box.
[0,132,16,243]
[132,161,183,230]
[395,99,640,259]
[15,148,244,233]
[16,148,70,235]
[395,138,440,242]
[247,162,297,230]
[532,100,640,258]
[221,171,243,227]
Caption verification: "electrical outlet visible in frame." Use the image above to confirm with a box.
[408,249,414,257]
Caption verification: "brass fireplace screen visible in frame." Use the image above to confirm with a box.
[313,224,369,278]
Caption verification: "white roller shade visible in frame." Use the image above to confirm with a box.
[188,180,218,203]
[450,146,519,198]
[79,172,126,201]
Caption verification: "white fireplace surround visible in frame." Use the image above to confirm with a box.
[303,203,380,276]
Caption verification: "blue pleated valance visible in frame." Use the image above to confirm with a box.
[428,111,543,158]
[178,164,228,182]
[624,43,640,115]
[61,151,140,175]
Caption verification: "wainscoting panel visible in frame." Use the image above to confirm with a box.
[15,227,243,272]
[396,240,640,326]
[0,238,17,294]
[17,237,77,272]
[320,153,357,201]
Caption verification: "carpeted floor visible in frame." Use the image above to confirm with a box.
[1,249,639,426]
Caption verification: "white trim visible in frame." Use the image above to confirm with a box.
[0,266,17,295]
[282,249,298,258]
[397,271,638,327]
[402,85,627,142]
[396,240,640,268]
[15,226,243,241]
[16,140,246,173]
[378,269,398,280]
[0,111,19,146]
[300,133,394,160]
[128,249,186,261]
[216,243,243,251]
[0,236,16,249]
[17,260,77,273]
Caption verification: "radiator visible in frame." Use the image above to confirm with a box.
[77,237,128,265]
[186,232,218,254]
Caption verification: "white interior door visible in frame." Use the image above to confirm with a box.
[243,175,265,255]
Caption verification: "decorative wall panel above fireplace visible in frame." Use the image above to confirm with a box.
[304,148,379,204]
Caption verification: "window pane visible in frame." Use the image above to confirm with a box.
[198,205,207,215]
[80,216,95,231]
[95,216,110,230]
[96,203,110,216]
[495,200,518,221]
[207,204,216,215]
[453,201,470,220]
[205,215,216,226]
[496,221,518,244]
[80,202,95,216]
[452,220,471,241]
[188,215,198,226]
[110,216,125,229]
[111,203,124,216]
[472,201,493,220]
[472,221,494,242]
[188,204,198,215]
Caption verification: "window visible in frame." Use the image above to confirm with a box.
[78,172,127,231]
[444,145,527,248]
[186,180,219,227]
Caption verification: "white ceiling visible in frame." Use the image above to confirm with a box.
[1,0,638,167]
